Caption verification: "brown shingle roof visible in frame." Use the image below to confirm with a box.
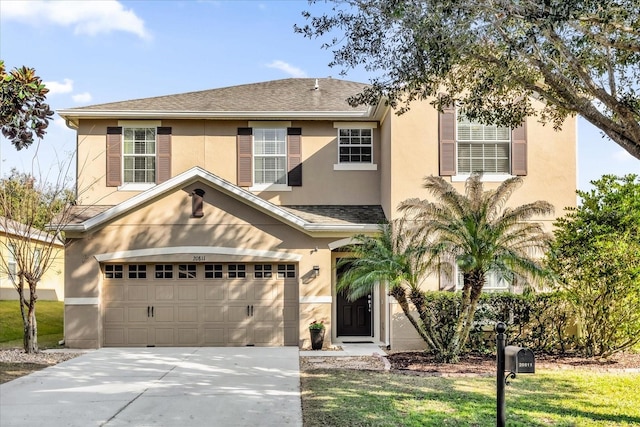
[281,205,386,225]
[61,78,371,114]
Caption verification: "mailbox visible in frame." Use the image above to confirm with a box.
[504,346,535,374]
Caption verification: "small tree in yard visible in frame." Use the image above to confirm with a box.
[549,174,640,357]
[400,174,554,362]
[0,170,74,353]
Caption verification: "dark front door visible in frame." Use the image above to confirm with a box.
[337,291,372,336]
[336,260,372,337]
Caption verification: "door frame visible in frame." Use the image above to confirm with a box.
[331,254,382,343]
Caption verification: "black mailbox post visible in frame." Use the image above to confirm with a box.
[496,323,535,427]
[504,346,535,374]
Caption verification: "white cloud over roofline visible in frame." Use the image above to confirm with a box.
[44,78,74,95]
[1,0,151,40]
[72,92,93,103]
[266,60,308,78]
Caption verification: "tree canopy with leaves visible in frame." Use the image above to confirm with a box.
[0,60,54,150]
[296,0,640,160]
[549,174,640,357]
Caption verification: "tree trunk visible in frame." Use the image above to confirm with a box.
[447,270,486,363]
[22,281,39,354]
[389,287,437,350]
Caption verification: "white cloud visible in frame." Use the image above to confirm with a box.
[1,0,151,40]
[44,78,74,95]
[612,149,635,163]
[266,60,307,78]
[72,92,93,104]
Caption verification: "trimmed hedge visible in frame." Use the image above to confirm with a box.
[420,291,577,355]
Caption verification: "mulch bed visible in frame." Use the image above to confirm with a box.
[386,351,640,375]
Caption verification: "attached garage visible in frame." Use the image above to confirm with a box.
[102,262,299,347]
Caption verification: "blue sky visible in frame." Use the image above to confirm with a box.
[1,0,637,191]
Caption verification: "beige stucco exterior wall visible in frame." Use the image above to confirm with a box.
[76,119,381,208]
[385,99,577,351]
[0,234,65,301]
[64,181,345,348]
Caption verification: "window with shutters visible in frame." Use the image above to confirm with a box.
[253,128,287,186]
[456,116,511,175]
[123,127,156,184]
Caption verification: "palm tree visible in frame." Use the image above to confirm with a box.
[337,219,441,350]
[400,173,554,361]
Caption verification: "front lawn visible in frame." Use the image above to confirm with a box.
[0,300,64,349]
[301,369,640,426]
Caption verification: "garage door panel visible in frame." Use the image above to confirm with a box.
[128,306,149,323]
[177,328,198,345]
[204,305,225,322]
[204,328,224,345]
[204,284,224,300]
[228,305,251,322]
[128,328,149,346]
[178,285,198,301]
[153,328,175,345]
[252,304,281,322]
[154,285,174,301]
[153,306,175,322]
[253,283,279,302]
[128,285,148,301]
[228,327,248,345]
[103,285,124,302]
[104,307,125,323]
[178,306,198,322]
[228,283,247,300]
[252,325,280,345]
[104,328,125,346]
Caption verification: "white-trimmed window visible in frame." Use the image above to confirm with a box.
[123,127,156,184]
[254,128,287,185]
[338,128,373,163]
[457,116,510,175]
[456,269,510,293]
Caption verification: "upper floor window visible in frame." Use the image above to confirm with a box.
[106,125,171,188]
[338,128,373,163]
[253,128,287,186]
[123,127,156,184]
[456,116,511,175]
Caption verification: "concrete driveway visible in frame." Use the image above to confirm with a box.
[0,347,302,427]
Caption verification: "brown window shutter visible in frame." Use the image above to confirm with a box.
[106,127,122,187]
[287,128,302,187]
[439,99,456,176]
[157,127,172,184]
[511,122,527,176]
[237,128,253,187]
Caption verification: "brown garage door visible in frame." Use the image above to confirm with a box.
[103,262,298,347]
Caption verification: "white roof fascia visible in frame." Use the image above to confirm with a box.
[94,246,302,263]
[56,110,376,120]
[78,167,308,233]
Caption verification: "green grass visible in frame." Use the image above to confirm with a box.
[0,300,64,349]
[301,369,640,426]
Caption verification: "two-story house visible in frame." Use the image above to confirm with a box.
[57,78,576,350]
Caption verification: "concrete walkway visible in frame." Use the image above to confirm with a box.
[0,347,301,427]
[300,342,386,357]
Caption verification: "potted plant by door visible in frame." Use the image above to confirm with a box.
[309,320,325,350]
